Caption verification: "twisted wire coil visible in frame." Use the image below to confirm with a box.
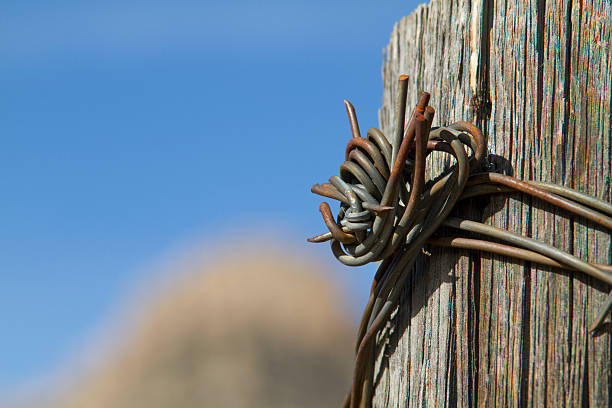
[309,75,612,408]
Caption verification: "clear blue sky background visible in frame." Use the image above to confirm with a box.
[0,0,419,398]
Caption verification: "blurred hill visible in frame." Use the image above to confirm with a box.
[37,245,354,408]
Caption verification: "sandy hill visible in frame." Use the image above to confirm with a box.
[38,245,354,408]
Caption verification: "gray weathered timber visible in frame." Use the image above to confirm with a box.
[374,0,611,406]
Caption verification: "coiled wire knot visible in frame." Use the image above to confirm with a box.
[308,75,612,408]
[309,76,485,268]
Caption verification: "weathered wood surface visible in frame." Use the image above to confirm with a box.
[375,0,611,406]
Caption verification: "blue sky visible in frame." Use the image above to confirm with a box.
[0,0,419,398]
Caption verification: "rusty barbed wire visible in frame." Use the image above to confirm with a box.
[308,75,612,408]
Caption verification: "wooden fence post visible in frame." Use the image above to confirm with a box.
[373,0,611,406]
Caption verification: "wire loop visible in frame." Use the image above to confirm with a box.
[308,76,612,408]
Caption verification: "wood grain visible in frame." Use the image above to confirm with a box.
[374,0,611,406]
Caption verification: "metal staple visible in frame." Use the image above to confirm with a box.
[308,75,612,408]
